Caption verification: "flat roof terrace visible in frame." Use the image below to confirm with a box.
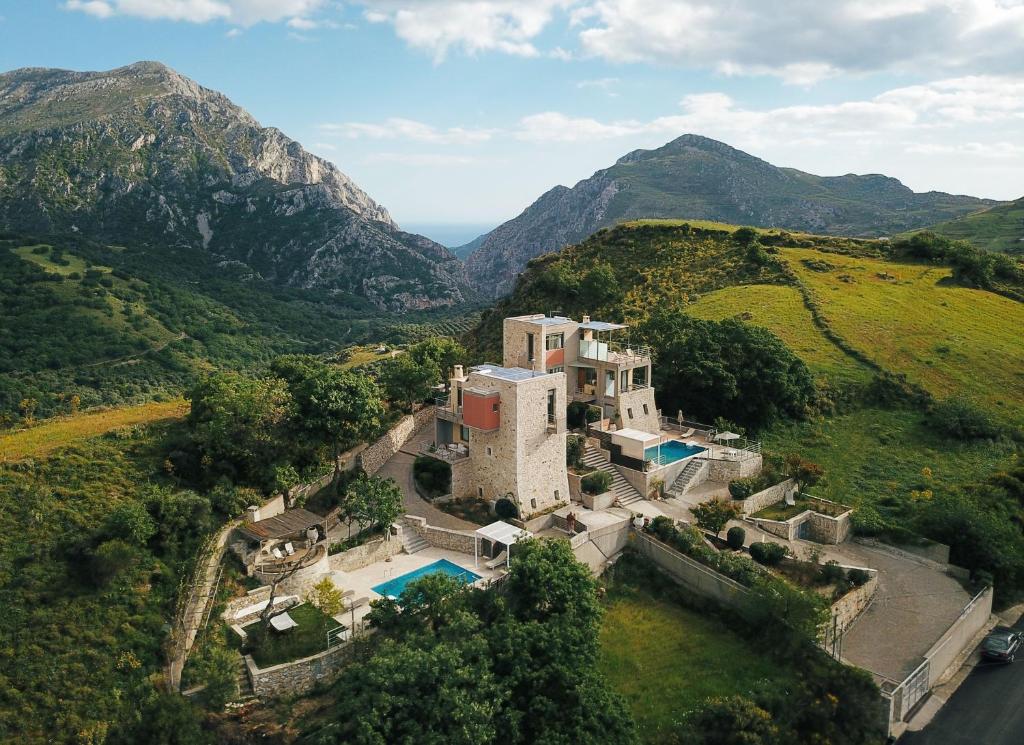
[470,364,561,382]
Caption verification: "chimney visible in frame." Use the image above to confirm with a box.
[246,505,260,523]
[453,364,464,379]
[582,314,591,324]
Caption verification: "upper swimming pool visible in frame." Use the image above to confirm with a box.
[371,558,481,599]
[644,439,707,466]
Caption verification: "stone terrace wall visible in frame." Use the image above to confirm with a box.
[403,515,475,553]
[329,536,403,572]
[707,454,762,482]
[736,479,796,516]
[634,531,749,609]
[750,516,797,541]
[830,567,879,633]
[359,406,436,476]
[245,641,356,698]
[805,509,852,544]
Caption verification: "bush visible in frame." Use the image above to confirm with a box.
[495,497,518,520]
[728,478,755,500]
[929,396,1001,440]
[566,434,585,469]
[749,542,787,566]
[847,568,871,587]
[581,470,612,495]
[820,560,845,584]
[566,401,592,429]
[413,455,451,498]
[850,504,888,536]
[726,526,746,550]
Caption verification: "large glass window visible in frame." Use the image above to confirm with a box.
[460,425,470,442]
[546,333,564,350]
[527,333,535,361]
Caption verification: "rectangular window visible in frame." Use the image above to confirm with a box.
[527,333,535,361]
[627,407,634,419]
[460,425,470,442]
[546,332,564,350]
[457,386,463,408]
[492,402,499,412]
[547,389,556,423]
[554,489,560,500]
[643,403,649,416]
[486,446,493,456]
[478,486,484,498]
[548,365,564,374]
[604,371,615,397]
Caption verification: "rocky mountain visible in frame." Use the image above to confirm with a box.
[0,61,473,311]
[464,134,997,296]
[917,197,1024,255]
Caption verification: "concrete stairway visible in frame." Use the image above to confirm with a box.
[398,519,430,554]
[581,445,644,507]
[667,458,709,499]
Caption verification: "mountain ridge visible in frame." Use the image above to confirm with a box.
[464,134,998,296]
[0,61,473,311]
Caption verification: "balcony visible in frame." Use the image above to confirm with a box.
[434,395,461,423]
[578,339,651,366]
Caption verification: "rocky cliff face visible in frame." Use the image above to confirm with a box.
[0,61,472,311]
[465,134,996,297]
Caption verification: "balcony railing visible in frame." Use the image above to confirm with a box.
[578,339,651,364]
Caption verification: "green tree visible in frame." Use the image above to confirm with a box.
[284,362,385,490]
[691,499,739,537]
[682,696,780,745]
[187,372,294,489]
[345,475,404,537]
[380,353,439,413]
[580,262,622,307]
[105,501,156,545]
[783,454,824,494]
[408,337,466,381]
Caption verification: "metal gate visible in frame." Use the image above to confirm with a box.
[898,660,931,720]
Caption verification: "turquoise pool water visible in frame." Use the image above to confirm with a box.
[371,559,481,599]
[644,440,707,466]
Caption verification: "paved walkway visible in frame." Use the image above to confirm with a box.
[375,421,475,531]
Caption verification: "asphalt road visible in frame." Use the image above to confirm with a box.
[902,619,1024,745]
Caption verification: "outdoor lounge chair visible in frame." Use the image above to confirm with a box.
[678,427,695,438]
[284,542,295,556]
[486,550,508,569]
[271,547,285,560]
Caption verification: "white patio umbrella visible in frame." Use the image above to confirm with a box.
[713,431,740,441]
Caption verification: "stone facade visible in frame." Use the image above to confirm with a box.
[245,641,355,698]
[615,386,660,434]
[359,406,436,476]
[735,478,797,516]
[328,536,403,572]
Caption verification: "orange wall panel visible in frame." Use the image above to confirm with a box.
[463,391,500,430]
[545,348,564,368]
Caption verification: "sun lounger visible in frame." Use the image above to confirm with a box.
[486,550,508,569]
[678,427,695,438]
[284,542,295,556]
[271,547,285,560]
[269,612,298,632]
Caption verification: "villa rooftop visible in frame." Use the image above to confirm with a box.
[578,320,627,331]
[240,508,324,541]
[470,364,558,382]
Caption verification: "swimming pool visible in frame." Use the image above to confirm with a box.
[371,559,481,599]
[644,440,707,466]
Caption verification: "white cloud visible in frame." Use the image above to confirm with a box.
[364,152,485,166]
[319,117,495,144]
[576,76,619,91]
[65,0,328,26]
[515,111,642,141]
[225,26,242,36]
[358,1,575,61]
[64,0,115,18]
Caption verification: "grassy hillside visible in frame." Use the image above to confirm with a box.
[0,231,480,425]
[916,198,1024,254]
[0,399,187,460]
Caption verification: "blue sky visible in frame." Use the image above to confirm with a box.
[2,2,1022,238]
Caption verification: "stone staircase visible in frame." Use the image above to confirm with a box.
[398,519,430,554]
[667,458,709,499]
[234,654,255,701]
[581,445,644,507]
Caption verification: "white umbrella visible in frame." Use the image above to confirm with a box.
[714,431,740,441]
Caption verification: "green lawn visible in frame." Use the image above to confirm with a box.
[599,563,796,743]
[762,407,1018,519]
[752,498,810,521]
[245,603,343,667]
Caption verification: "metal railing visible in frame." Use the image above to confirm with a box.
[578,339,652,363]
[420,444,469,462]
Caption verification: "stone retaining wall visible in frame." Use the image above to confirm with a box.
[245,641,356,698]
[328,536,403,572]
[706,455,762,482]
[735,479,796,516]
[221,586,303,626]
[634,531,749,609]
[805,509,852,544]
[359,406,436,476]
[254,545,331,597]
[403,515,476,553]
[750,516,797,541]
[830,568,879,633]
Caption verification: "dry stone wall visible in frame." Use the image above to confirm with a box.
[707,455,762,482]
[245,641,356,698]
[736,479,796,516]
[359,406,436,476]
[328,536,403,572]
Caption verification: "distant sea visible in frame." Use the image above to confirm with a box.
[401,222,497,248]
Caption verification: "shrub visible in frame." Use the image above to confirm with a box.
[495,497,518,520]
[566,434,585,469]
[820,560,845,584]
[749,542,787,566]
[728,478,755,500]
[566,401,591,429]
[691,499,739,537]
[581,470,612,495]
[929,396,1001,440]
[726,526,746,550]
[850,504,888,536]
[847,568,871,587]
[413,455,451,498]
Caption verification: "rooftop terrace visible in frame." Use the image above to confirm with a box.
[470,364,560,382]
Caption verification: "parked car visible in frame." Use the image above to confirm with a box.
[980,629,1022,663]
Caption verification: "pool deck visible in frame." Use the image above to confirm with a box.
[327,546,498,627]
